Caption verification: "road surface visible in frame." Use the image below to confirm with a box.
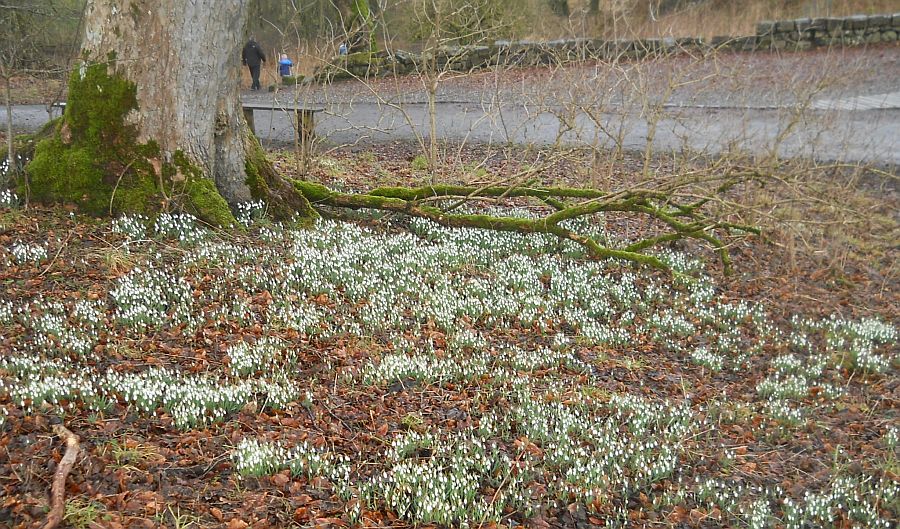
[4,48,899,166]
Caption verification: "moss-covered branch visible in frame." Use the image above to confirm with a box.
[291,178,755,273]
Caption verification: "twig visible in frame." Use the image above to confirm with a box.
[108,160,136,215]
[38,229,75,278]
[42,424,80,529]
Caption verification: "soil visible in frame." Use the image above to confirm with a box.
[1,44,898,527]
[0,142,897,529]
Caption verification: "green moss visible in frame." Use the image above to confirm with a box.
[466,164,489,179]
[410,155,429,172]
[344,52,374,67]
[244,137,270,200]
[24,62,240,226]
[244,133,318,224]
[27,62,153,216]
[292,180,338,203]
[111,173,159,215]
[184,177,235,227]
[166,150,235,226]
[64,61,139,151]
[350,0,377,53]
[2,118,60,185]
[26,134,162,217]
[25,137,108,214]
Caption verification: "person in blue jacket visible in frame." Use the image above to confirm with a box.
[278,54,293,79]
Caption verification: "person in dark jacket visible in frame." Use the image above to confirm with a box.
[242,37,266,90]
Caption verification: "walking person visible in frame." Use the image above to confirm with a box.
[242,37,266,90]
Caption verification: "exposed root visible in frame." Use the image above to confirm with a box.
[41,424,80,529]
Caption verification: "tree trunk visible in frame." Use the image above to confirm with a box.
[4,75,13,184]
[82,0,250,202]
[25,0,314,224]
[336,0,377,54]
[547,0,570,18]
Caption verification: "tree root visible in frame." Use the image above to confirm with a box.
[245,133,317,223]
[292,179,758,274]
[42,424,80,529]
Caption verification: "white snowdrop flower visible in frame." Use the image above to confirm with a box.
[0,189,19,208]
[112,214,149,241]
[10,241,48,263]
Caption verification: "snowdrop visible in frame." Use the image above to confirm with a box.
[10,241,48,263]
[235,200,267,227]
[154,212,208,245]
[110,267,193,329]
[111,214,149,241]
[0,189,18,208]
[691,346,725,371]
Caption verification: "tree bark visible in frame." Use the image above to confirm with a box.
[80,0,250,203]
[25,0,315,224]
[336,0,377,53]
[3,74,13,183]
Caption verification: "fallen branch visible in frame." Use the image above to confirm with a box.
[38,230,75,278]
[42,424,80,529]
[292,179,759,274]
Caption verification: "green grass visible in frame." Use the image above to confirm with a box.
[155,505,203,529]
[100,437,160,468]
[64,497,107,529]
[401,412,425,431]
[410,155,429,172]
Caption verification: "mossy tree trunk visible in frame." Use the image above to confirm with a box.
[25,0,315,225]
[3,75,12,182]
[18,1,753,274]
[80,0,250,202]
[337,0,377,54]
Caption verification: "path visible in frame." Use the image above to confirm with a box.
[3,47,899,166]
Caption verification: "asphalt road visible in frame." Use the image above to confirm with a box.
[296,100,900,165]
[4,48,899,166]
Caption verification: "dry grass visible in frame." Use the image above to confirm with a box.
[5,74,64,105]
[257,0,898,78]
[625,0,900,40]
[714,162,899,284]
[525,0,900,41]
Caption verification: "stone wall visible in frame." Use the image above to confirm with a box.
[756,13,900,50]
[316,13,899,81]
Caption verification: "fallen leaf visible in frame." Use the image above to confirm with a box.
[272,472,290,487]
[228,519,249,529]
